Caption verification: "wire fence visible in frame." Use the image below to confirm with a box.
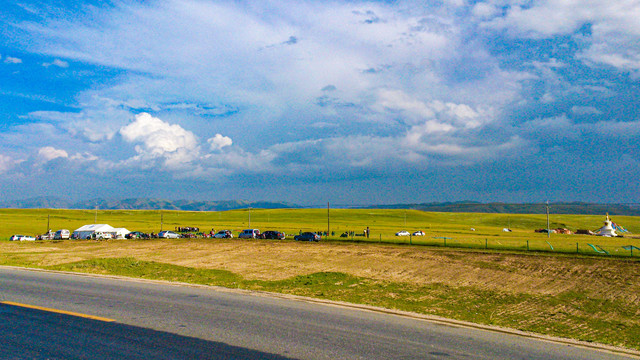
[322,234,640,258]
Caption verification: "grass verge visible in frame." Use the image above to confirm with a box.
[42,257,640,351]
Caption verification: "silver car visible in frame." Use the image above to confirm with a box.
[158,230,180,239]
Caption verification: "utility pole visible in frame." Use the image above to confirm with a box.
[47,214,50,232]
[327,202,330,237]
[248,207,251,228]
[94,203,98,224]
[546,200,550,239]
[160,211,163,231]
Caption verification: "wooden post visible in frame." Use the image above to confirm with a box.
[327,202,330,239]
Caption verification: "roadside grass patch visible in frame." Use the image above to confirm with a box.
[49,258,243,287]
[42,257,640,350]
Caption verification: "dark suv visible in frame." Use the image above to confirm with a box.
[294,232,320,242]
[262,231,285,240]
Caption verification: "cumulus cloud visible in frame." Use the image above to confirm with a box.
[3,0,639,201]
[37,147,68,163]
[119,113,200,167]
[207,134,232,151]
[375,89,489,130]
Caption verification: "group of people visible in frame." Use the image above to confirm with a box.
[175,226,200,232]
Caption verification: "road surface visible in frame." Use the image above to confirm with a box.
[0,267,636,359]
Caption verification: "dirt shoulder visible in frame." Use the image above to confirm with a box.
[3,238,638,304]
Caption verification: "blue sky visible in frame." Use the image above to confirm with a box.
[1,0,639,205]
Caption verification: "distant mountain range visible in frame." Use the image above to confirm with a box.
[366,201,640,216]
[0,197,297,211]
[1,197,639,215]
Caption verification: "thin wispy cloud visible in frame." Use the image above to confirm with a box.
[0,0,638,204]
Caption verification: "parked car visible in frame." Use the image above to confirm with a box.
[92,232,113,240]
[239,229,261,239]
[395,230,410,236]
[158,230,180,239]
[40,231,55,240]
[262,230,285,240]
[125,231,150,239]
[213,230,233,238]
[294,232,320,242]
[54,229,70,240]
[10,234,36,241]
[412,231,425,236]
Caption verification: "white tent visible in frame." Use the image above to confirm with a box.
[112,228,131,239]
[73,224,116,239]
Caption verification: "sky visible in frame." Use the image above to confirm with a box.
[0,0,639,206]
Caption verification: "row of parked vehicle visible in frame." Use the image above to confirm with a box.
[10,229,71,241]
[9,228,323,242]
[124,229,320,241]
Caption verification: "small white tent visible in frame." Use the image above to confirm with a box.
[112,228,131,239]
[73,224,116,239]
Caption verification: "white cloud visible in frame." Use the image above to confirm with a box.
[38,146,68,161]
[471,3,500,19]
[28,110,119,143]
[207,134,232,151]
[482,1,640,72]
[376,89,436,122]
[119,113,200,167]
[375,90,490,130]
[43,59,69,68]
[4,56,22,64]
[0,154,17,173]
[70,152,99,161]
[571,105,602,115]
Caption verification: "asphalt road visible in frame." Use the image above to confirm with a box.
[0,267,636,360]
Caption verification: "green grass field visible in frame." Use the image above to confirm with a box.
[2,208,640,351]
[1,208,638,256]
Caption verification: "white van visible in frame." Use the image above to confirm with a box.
[54,229,70,240]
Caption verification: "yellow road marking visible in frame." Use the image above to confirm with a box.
[0,301,116,322]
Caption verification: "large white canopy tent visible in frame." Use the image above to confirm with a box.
[73,224,116,239]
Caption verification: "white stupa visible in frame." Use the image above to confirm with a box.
[597,214,618,237]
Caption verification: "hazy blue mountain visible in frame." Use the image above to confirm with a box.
[0,196,72,209]
[366,202,640,216]
[2,197,639,215]
[0,197,297,211]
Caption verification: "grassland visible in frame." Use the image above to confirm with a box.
[1,208,640,350]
